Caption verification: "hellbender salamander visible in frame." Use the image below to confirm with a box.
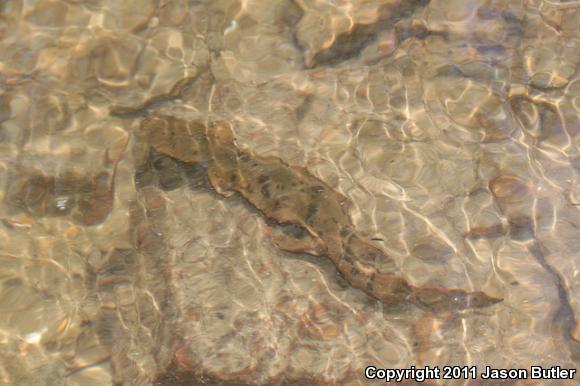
[139,115,501,311]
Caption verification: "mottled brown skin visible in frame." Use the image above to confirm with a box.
[140,115,501,311]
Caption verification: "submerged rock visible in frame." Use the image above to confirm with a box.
[5,167,116,226]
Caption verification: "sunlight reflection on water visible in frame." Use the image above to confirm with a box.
[0,0,578,385]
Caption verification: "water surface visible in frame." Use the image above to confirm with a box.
[0,0,578,385]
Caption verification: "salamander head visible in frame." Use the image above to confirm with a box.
[140,115,206,164]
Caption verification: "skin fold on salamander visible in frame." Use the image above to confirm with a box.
[139,114,502,312]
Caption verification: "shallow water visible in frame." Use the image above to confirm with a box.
[0,0,578,385]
